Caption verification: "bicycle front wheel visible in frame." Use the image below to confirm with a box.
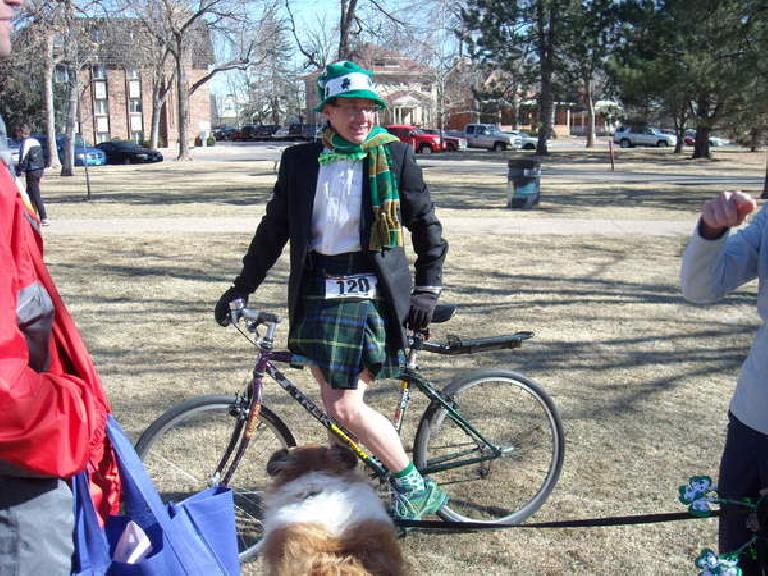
[135,395,295,563]
[413,369,564,523]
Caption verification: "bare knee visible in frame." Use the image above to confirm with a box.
[313,371,365,429]
[325,394,364,428]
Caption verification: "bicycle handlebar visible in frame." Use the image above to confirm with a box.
[229,299,282,326]
[229,299,532,356]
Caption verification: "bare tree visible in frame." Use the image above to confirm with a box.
[285,0,405,67]
[57,0,106,176]
[284,1,334,69]
[122,0,279,160]
[8,0,66,168]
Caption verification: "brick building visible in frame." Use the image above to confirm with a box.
[69,19,212,147]
[74,64,210,147]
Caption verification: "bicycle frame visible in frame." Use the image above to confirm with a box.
[215,316,509,487]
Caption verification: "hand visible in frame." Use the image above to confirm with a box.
[700,190,757,239]
[215,287,248,326]
[407,291,439,331]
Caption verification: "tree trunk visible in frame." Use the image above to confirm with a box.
[151,92,161,149]
[44,34,60,169]
[60,65,78,176]
[584,72,595,148]
[60,0,77,177]
[151,73,170,149]
[763,151,767,199]
[338,0,358,60]
[536,0,556,155]
[750,128,762,153]
[691,96,712,159]
[511,83,520,130]
[693,126,712,159]
[673,102,686,154]
[175,41,192,161]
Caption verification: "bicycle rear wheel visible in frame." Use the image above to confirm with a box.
[134,394,295,563]
[413,369,564,523]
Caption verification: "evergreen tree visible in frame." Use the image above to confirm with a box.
[461,0,562,154]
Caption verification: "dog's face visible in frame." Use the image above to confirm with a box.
[266,444,359,485]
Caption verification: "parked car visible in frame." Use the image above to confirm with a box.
[212,127,238,141]
[613,126,676,148]
[288,123,323,141]
[683,130,731,147]
[273,127,290,137]
[96,140,163,164]
[385,124,445,153]
[504,130,539,150]
[709,136,730,146]
[420,129,467,152]
[34,134,106,167]
[462,124,521,151]
[235,124,281,141]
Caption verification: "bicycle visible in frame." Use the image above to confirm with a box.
[135,300,565,564]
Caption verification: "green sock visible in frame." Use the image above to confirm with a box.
[392,463,425,494]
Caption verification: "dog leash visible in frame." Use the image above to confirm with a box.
[395,509,720,533]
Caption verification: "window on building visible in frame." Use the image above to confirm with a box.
[92,65,106,80]
[126,69,140,80]
[96,117,109,134]
[96,132,110,144]
[94,99,108,115]
[128,99,142,113]
[130,131,144,144]
[129,115,143,132]
[54,66,69,84]
[94,82,107,100]
[128,79,141,99]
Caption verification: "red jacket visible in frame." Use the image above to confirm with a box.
[0,163,120,520]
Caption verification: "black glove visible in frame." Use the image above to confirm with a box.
[406,291,439,331]
[215,287,248,326]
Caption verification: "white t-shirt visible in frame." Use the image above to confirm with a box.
[311,157,363,255]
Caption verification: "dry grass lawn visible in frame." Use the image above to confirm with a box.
[37,146,764,575]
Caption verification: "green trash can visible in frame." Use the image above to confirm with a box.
[507,158,541,209]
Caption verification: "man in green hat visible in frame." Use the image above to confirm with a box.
[215,60,449,520]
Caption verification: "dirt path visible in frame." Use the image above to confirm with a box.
[42,215,695,236]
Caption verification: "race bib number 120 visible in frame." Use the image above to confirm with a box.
[324,273,377,299]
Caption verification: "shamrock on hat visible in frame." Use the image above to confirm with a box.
[314,60,387,112]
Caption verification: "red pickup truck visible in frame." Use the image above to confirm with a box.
[385,125,465,153]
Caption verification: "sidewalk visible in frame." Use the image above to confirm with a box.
[42,215,694,237]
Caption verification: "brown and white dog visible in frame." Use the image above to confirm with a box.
[259,444,404,576]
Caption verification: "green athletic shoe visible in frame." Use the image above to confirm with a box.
[391,479,449,521]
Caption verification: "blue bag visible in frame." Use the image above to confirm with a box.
[72,415,240,576]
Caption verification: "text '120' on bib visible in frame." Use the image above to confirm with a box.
[324,273,378,299]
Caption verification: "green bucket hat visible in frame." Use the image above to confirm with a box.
[314,60,387,112]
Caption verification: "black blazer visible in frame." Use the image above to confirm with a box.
[233,140,448,351]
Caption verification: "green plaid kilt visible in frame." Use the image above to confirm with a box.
[288,254,403,390]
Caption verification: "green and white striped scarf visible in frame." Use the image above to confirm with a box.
[319,126,402,250]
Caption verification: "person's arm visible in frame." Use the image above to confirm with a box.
[15,137,29,175]
[231,147,293,295]
[680,192,762,304]
[396,144,448,292]
[0,185,93,477]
